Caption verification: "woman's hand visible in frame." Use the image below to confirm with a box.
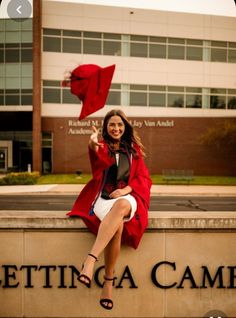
[89,126,103,151]
[109,186,132,199]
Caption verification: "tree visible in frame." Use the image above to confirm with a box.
[200,120,236,150]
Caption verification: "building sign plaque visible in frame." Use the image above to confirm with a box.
[67,119,175,135]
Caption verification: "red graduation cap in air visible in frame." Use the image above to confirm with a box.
[62,64,115,120]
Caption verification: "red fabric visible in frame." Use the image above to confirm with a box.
[67,142,152,249]
[63,64,115,120]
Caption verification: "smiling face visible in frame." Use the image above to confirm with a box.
[107,115,125,141]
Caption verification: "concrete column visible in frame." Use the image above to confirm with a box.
[32,0,42,173]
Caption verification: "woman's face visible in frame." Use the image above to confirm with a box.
[107,115,125,141]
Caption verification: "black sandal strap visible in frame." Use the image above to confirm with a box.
[100,298,113,310]
[88,253,98,261]
[104,276,117,286]
[104,276,117,281]
[78,274,91,288]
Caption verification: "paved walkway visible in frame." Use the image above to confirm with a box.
[0,184,235,196]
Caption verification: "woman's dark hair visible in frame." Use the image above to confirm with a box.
[102,109,146,157]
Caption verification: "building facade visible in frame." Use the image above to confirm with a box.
[1,0,236,175]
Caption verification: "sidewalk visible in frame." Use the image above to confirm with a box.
[0,184,235,196]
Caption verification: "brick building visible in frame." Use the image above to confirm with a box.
[0,0,236,175]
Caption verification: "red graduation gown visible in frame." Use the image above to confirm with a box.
[67,142,152,249]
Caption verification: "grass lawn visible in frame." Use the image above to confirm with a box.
[37,174,236,185]
[37,174,92,184]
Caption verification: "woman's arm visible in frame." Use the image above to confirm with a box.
[109,185,132,199]
[89,126,103,152]
[88,127,115,177]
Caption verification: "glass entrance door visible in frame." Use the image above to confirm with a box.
[0,148,7,171]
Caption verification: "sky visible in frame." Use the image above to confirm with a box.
[48,0,236,17]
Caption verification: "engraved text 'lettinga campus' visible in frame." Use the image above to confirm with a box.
[0,261,236,289]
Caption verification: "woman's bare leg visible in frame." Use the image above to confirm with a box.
[100,223,123,308]
[104,222,123,277]
[79,199,130,283]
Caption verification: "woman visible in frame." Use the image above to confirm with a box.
[67,109,151,310]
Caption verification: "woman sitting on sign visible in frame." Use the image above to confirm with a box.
[68,108,151,310]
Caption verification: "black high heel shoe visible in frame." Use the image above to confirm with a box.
[100,276,117,310]
[78,253,98,288]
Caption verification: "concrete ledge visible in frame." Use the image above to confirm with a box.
[0,210,236,230]
[1,210,236,317]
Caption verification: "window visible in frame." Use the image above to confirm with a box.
[168,38,185,60]
[0,88,32,106]
[63,30,81,37]
[150,36,166,43]
[228,49,236,63]
[168,94,184,107]
[211,48,227,62]
[211,41,227,62]
[83,39,101,54]
[149,93,166,107]
[21,77,32,89]
[211,88,226,94]
[42,80,235,111]
[130,92,147,106]
[0,89,4,104]
[21,90,32,105]
[168,45,185,60]
[149,86,166,107]
[43,37,61,52]
[131,43,147,57]
[210,95,226,109]
[228,97,236,109]
[43,81,61,103]
[210,89,226,110]
[43,29,60,36]
[63,89,79,104]
[106,84,121,105]
[83,32,102,54]
[5,31,20,43]
[186,95,202,108]
[103,33,121,56]
[43,28,61,52]
[1,19,32,106]
[106,91,121,105]
[63,38,81,53]
[130,84,147,106]
[21,31,32,42]
[21,43,32,62]
[0,44,4,62]
[5,44,20,62]
[6,63,20,76]
[187,40,203,61]
[62,30,82,53]
[43,88,60,103]
[186,47,202,61]
[6,91,20,105]
[130,35,148,57]
[41,27,236,63]
[169,38,185,45]
[186,87,202,108]
[104,41,121,56]
[6,77,20,89]
[149,44,166,58]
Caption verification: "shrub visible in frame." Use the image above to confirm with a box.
[0,172,40,185]
[199,120,236,150]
